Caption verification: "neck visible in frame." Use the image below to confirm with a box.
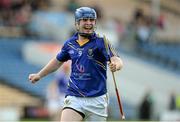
[78,35,88,41]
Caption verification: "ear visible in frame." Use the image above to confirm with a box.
[75,22,80,31]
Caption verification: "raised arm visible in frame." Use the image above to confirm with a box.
[29,57,63,84]
[102,36,123,72]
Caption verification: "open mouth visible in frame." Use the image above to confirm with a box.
[83,26,93,33]
[84,26,93,30]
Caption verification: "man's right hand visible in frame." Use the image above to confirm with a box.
[29,73,41,84]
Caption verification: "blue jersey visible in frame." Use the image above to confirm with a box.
[56,32,116,97]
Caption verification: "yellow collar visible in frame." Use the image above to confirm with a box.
[77,39,89,46]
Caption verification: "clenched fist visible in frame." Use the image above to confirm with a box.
[108,61,117,72]
[108,56,123,72]
[29,73,41,84]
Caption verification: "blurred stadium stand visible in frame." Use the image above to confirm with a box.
[0,38,53,98]
[0,38,53,120]
[0,39,54,97]
[0,0,180,121]
[139,42,180,70]
[0,83,41,106]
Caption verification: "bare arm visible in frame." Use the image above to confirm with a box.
[29,57,63,83]
[109,56,123,72]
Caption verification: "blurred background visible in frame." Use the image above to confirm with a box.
[0,0,180,121]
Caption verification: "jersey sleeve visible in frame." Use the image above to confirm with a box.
[100,36,118,61]
[56,42,71,62]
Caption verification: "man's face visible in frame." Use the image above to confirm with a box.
[76,18,96,34]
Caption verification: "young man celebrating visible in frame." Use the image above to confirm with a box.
[29,7,123,121]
